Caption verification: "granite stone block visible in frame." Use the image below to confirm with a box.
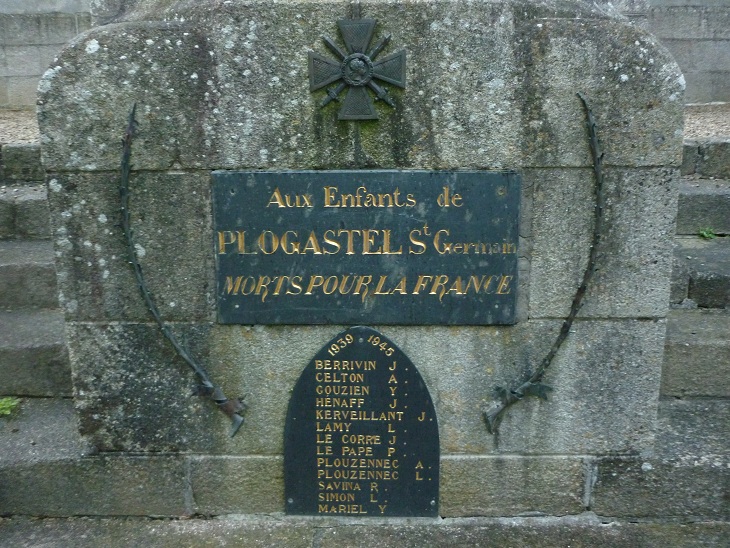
[591,457,729,520]
[5,76,40,108]
[440,455,584,517]
[68,318,664,456]
[676,178,730,235]
[662,310,730,398]
[46,171,214,322]
[526,168,677,319]
[0,517,728,547]
[38,2,683,172]
[188,456,284,515]
[38,24,225,171]
[0,309,72,397]
[1,144,43,183]
[697,140,730,180]
[66,322,217,452]
[0,455,188,517]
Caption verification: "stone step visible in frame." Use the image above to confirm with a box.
[677,176,730,236]
[0,514,728,547]
[662,309,730,398]
[682,139,730,180]
[0,398,88,467]
[670,236,730,308]
[0,309,71,397]
[0,184,51,240]
[0,144,43,186]
[0,240,58,309]
[590,399,730,522]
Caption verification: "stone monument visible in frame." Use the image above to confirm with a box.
[37,0,684,519]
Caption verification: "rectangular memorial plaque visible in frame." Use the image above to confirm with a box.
[213,170,519,325]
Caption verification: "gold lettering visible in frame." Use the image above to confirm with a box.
[267,187,286,208]
[353,275,372,301]
[412,275,433,294]
[374,275,390,295]
[433,229,450,254]
[322,229,341,254]
[408,229,427,254]
[225,276,243,295]
[323,186,338,207]
[437,185,463,207]
[258,230,278,254]
[218,231,236,254]
[429,275,449,301]
[381,229,403,255]
[338,229,362,255]
[306,275,325,295]
[255,275,273,302]
[236,231,256,254]
[302,231,323,254]
[497,275,513,295]
[286,276,303,295]
[280,231,300,254]
[391,277,407,294]
[362,229,381,255]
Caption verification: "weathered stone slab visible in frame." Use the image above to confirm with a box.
[0,240,58,309]
[38,0,684,519]
[0,185,50,240]
[0,455,188,517]
[39,2,683,173]
[2,515,729,547]
[0,309,71,397]
[697,140,730,180]
[656,399,730,461]
[440,456,584,517]
[527,168,677,319]
[676,177,730,235]
[188,456,284,515]
[69,318,663,456]
[67,322,216,452]
[129,455,585,518]
[591,456,729,520]
[0,398,87,466]
[0,144,43,184]
[662,309,730,398]
[46,172,213,322]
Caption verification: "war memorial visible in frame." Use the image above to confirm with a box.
[0,0,728,545]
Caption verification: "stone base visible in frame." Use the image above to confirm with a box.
[1,515,728,547]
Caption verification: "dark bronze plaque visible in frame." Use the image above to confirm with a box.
[213,170,520,325]
[284,326,439,516]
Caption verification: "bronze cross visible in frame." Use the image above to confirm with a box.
[309,12,406,120]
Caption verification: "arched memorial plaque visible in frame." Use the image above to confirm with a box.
[285,326,439,516]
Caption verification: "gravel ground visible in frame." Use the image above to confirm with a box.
[1,103,728,145]
[0,110,39,144]
[684,103,730,140]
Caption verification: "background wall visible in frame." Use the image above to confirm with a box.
[0,1,91,108]
[645,0,730,103]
